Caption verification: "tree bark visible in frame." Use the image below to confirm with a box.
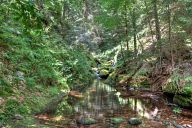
[124,2,129,51]
[152,0,161,41]
[132,7,137,56]
[152,0,162,68]
[167,3,174,68]
[144,1,155,43]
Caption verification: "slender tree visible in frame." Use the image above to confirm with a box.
[152,0,161,41]
[131,5,137,56]
[124,1,129,51]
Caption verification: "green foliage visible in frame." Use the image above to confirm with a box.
[48,86,60,96]
[0,99,30,122]
[182,85,192,96]
[174,94,192,107]
[0,78,13,96]
[0,0,95,125]
[172,106,182,115]
[57,101,73,115]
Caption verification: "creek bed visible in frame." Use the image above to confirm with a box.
[36,80,192,128]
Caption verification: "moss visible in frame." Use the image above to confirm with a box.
[99,69,109,76]
[182,85,192,96]
[173,94,192,107]
[106,71,116,80]
[111,117,125,124]
[162,83,178,94]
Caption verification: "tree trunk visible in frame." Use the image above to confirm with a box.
[132,7,137,56]
[124,2,129,51]
[152,0,162,68]
[120,42,126,64]
[144,1,154,43]
[152,0,161,41]
[167,3,174,68]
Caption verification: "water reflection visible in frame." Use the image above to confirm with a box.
[71,80,163,127]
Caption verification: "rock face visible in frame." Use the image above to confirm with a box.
[128,118,142,125]
[77,117,96,125]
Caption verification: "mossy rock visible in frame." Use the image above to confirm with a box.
[173,94,192,107]
[110,71,117,77]
[162,82,177,94]
[105,71,118,84]
[128,118,142,125]
[99,69,109,76]
[111,117,125,124]
[102,62,112,67]
[181,85,192,96]
[99,69,109,79]
[77,118,96,125]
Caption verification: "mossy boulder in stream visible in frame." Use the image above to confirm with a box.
[77,117,96,125]
[99,69,109,79]
[128,118,142,125]
[111,117,125,124]
[105,71,118,85]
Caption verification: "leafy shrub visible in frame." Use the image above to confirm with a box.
[0,99,30,122]
[172,107,182,115]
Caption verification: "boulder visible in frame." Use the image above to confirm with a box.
[99,69,109,79]
[111,117,125,124]
[128,118,142,125]
[176,125,184,128]
[77,117,96,125]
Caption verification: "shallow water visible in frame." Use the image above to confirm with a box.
[37,80,192,128]
[69,80,163,127]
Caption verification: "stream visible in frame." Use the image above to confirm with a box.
[37,80,192,128]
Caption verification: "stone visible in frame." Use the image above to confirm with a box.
[167,126,174,128]
[183,124,192,128]
[16,71,25,80]
[14,114,24,120]
[176,125,184,128]
[111,117,125,124]
[77,117,96,125]
[128,118,142,125]
[99,69,109,79]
